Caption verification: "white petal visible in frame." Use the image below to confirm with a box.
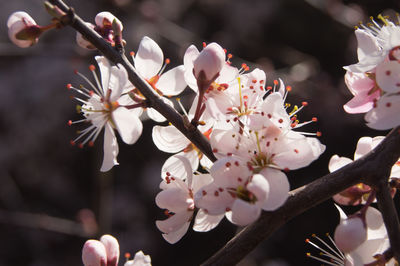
[376,61,400,93]
[100,234,119,266]
[101,123,119,172]
[135,36,163,79]
[95,56,112,95]
[191,173,213,194]
[108,65,128,102]
[334,216,366,253]
[193,209,224,232]
[7,11,36,28]
[247,174,270,204]
[183,45,200,92]
[194,183,235,215]
[112,107,143,144]
[161,221,191,244]
[157,66,187,96]
[231,199,261,226]
[156,211,192,234]
[152,125,189,153]
[259,168,289,211]
[161,153,193,180]
[365,206,386,240]
[355,29,381,62]
[82,239,107,266]
[155,187,192,213]
[353,137,373,160]
[328,155,353,173]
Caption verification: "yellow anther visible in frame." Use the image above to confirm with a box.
[378,14,389,26]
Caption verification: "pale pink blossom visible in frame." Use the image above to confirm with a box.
[69,56,143,172]
[124,251,152,266]
[7,11,40,48]
[155,156,223,243]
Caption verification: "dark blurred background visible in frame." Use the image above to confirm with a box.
[1,0,400,265]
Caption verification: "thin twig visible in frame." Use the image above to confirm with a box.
[48,0,217,163]
[202,127,400,266]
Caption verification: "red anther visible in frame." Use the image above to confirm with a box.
[283,167,289,172]
[286,85,292,91]
[66,84,72,90]
[243,95,248,99]
[214,191,219,196]
[305,239,310,243]
[226,208,231,212]
[226,119,230,123]
[312,117,318,122]
[261,112,265,116]
[78,143,84,149]
[294,149,299,153]
[171,177,176,181]
[227,53,233,59]
[266,86,272,90]
[212,148,218,153]
[165,58,170,64]
[291,116,296,121]
[238,177,242,182]
[266,141,270,147]
[250,86,254,89]
[234,161,239,166]
[125,252,131,259]
[166,172,171,176]
[259,86,264,91]
[223,48,227,53]
[202,190,207,196]
[218,188,224,192]
[316,131,322,137]
[273,80,279,85]
[252,79,257,84]
[233,117,238,122]
[225,162,231,167]
[68,120,73,126]
[302,101,308,106]
[88,141,94,147]
[227,152,233,156]
[89,65,96,71]
[278,118,283,123]
[245,66,250,71]
[267,114,272,118]
[260,80,264,84]
[241,63,248,69]
[70,140,76,146]
[227,107,233,111]
[291,123,296,128]
[74,69,78,75]
[202,42,206,48]
[386,70,391,76]
[220,83,229,90]
[386,102,392,107]
[89,90,94,96]
[129,51,135,56]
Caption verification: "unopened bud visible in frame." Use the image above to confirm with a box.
[100,234,120,266]
[193,42,225,87]
[7,11,40,48]
[82,239,107,266]
[95,12,123,31]
[334,216,366,253]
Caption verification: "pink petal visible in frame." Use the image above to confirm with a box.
[194,182,235,215]
[161,153,194,180]
[155,187,192,213]
[354,137,373,160]
[230,199,261,226]
[376,60,400,93]
[161,221,190,244]
[365,94,400,130]
[7,11,36,28]
[100,235,119,266]
[124,251,152,266]
[156,211,192,234]
[82,239,107,266]
[135,36,163,79]
[328,155,353,173]
[247,174,270,204]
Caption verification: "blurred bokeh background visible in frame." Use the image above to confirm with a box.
[1,0,400,265]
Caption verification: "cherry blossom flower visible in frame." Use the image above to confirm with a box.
[155,156,223,243]
[82,234,151,266]
[129,36,187,122]
[68,56,143,172]
[7,11,42,48]
[306,206,394,266]
[329,136,399,205]
[194,157,289,226]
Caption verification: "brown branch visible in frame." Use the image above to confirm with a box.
[202,127,400,266]
[48,0,217,163]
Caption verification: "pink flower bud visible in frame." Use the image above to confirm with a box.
[100,234,120,266]
[193,42,225,85]
[95,12,123,31]
[82,239,107,266]
[334,216,366,253]
[7,11,40,48]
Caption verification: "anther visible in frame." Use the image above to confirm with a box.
[70,140,76,146]
[66,84,72,90]
[273,80,279,85]
[302,101,308,106]
[286,85,292,91]
[202,42,207,48]
[130,51,135,56]
[316,131,322,137]
[165,58,170,64]
[89,65,96,71]
[312,117,318,122]
[125,252,131,259]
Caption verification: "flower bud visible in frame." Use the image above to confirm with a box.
[7,11,40,48]
[82,239,107,266]
[193,42,225,87]
[100,234,120,266]
[334,216,367,253]
[95,12,123,31]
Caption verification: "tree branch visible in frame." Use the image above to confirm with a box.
[48,0,217,163]
[202,127,400,266]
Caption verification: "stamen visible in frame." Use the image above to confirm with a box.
[176,98,189,117]
[75,70,103,97]
[90,66,105,97]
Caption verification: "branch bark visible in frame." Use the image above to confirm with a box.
[48,0,217,163]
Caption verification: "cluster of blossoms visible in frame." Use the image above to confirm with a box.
[344,14,400,130]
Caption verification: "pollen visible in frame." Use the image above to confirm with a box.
[89,65,96,71]
[66,84,72,90]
